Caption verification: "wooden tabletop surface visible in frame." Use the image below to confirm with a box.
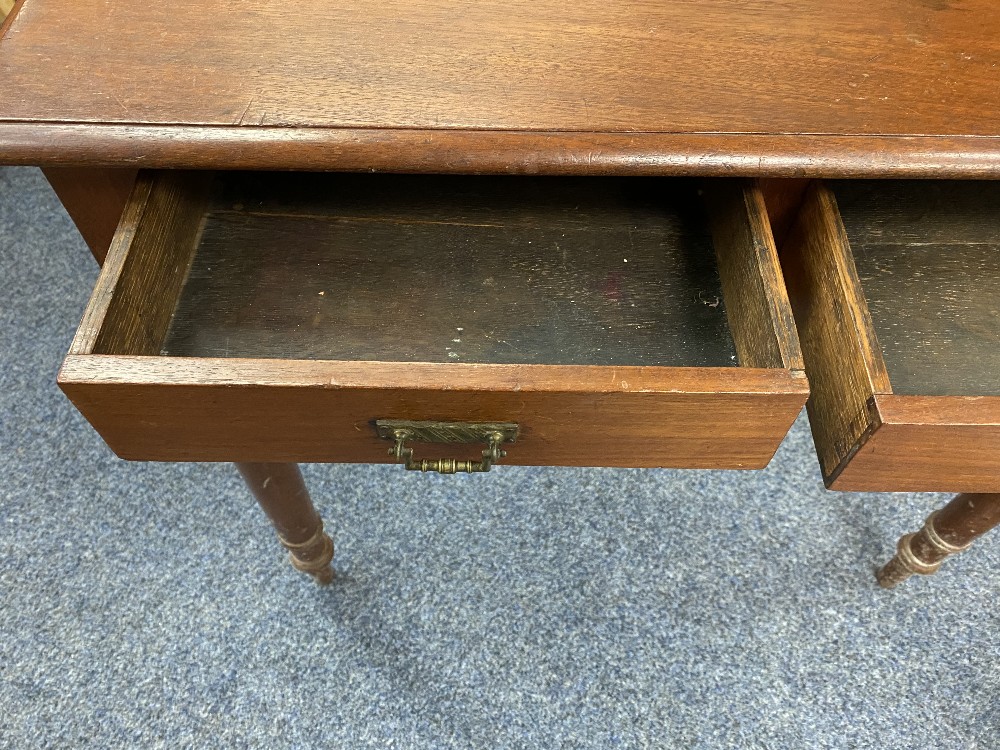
[1,0,998,175]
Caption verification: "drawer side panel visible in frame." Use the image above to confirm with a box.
[780,182,891,483]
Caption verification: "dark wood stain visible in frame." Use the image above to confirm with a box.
[58,170,808,467]
[831,395,1000,492]
[779,182,891,485]
[877,492,1000,588]
[161,174,739,367]
[781,180,1000,491]
[706,180,803,371]
[59,356,809,467]
[2,1,1000,175]
[3,125,1000,177]
[41,167,137,263]
[2,0,998,136]
[834,180,1000,397]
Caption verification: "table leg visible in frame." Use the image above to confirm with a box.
[42,169,334,583]
[236,462,335,584]
[42,167,138,264]
[877,493,1000,588]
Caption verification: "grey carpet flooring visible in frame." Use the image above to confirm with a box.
[1,166,998,749]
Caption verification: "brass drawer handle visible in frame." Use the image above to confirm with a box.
[375,420,519,474]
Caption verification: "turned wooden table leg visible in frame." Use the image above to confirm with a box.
[41,172,338,583]
[236,462,334,584]
[877,493,1000,588]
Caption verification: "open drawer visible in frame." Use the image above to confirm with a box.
[782,180,1000,492]
[58,171,807,468]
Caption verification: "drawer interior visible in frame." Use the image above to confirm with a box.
[62,171,807,466]
[160,174,737,366]
[833,180,1000,397]
[80,172,800,373]
[782,178,1000,491]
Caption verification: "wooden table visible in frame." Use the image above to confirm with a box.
[1,0,998,587]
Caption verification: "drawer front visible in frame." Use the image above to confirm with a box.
[59,358,805,467]
[782,180,1000,491]
[59,171,807,469]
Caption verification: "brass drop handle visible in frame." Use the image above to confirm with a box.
[390,429,505,474]
[375,420,519,475]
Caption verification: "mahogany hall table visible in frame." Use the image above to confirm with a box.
[1,0,998,587]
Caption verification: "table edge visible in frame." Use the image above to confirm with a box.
[2,123,1000,177]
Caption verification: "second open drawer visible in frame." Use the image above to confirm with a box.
[58,171,807,468]
[782,180,1000,492]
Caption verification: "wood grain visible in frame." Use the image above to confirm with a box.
[783,180,1000,491]
[236,462,334,584]
[58,169,809,467]
[2,0,1000,174]
[58,356,808,467]
[69,171,212,356]
[833,181,1000,397]
[830,395,1000,492]
[706,180,803,371]
[834,180,1000,245]
[2,0,997,134]
[2,125,1000,177]
[162,173,740,367]
[877,492,1000,587]
[41,168,137,263]
[779,182,891,482]
[759,179,811,252]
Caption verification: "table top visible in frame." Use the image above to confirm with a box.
[1,0,999,176]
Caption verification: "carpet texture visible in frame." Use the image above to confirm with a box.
[1,167,997,749]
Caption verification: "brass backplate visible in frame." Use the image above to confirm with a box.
[374,420,519,445]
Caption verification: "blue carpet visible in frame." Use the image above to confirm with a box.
[1,167,998,749]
